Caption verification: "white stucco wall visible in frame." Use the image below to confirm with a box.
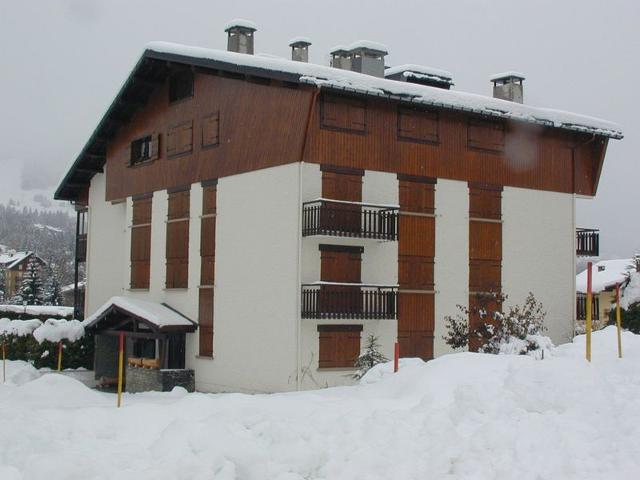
[502,187,575,345]
[433,179,469,357]
[299,167,398,389]
[193,163,301,393]
[85,172,127,315]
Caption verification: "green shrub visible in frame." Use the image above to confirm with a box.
[1,332,93,370]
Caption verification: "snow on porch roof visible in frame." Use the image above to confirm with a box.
[576,259,635,294]
[144,41,622,138]
[83,296,197,333]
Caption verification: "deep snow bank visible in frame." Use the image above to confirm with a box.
[1,327,639,479]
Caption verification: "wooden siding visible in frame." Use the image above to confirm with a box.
[166,189,190,288]
[198,183,216,357]
[102,71,607,202]
[317,324,362,368]
[397,178,436,360]
[469,184,503,351]
[130,197,152,289]
[104,73,313,201]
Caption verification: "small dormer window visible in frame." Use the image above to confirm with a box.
[169,70,194,103]
[130,134,159,166]
[598,265,605,272]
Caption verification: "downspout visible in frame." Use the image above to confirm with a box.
[295,87,320,390]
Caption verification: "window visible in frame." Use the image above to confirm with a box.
[167,121,193,157]
[130,196,152,289]
[467,119,505,152]
[320,93,366,133]
[202,113,220,148]
[169,69,194,103]
[130,134,159,166]
[166,189,190,288]
[318,325,362,368]
[397,106,439,144]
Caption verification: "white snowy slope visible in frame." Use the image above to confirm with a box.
[0,327,639,479]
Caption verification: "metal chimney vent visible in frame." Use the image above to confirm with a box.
[289,37,312,62]
[491,72,525,103]
[225,19,257,54]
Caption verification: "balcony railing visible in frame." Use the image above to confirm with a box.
[75,233,87,262]
[576,228,599,257]
[302,199,398,240]
[576,294,599,321]
[301,283,398,319]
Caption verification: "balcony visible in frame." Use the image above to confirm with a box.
[576,228,599,257]
[301,283,398,320]
[302,199,398,240]
[576,294,599,321]
[75,233,87,262]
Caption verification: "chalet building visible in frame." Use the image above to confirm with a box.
[55,21,622,393]
[0,251,46,300]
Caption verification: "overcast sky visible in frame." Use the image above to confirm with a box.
[0,0,638,257]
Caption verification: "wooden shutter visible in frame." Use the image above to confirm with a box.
[198,289,214,356]
[468,119,505,152]
[130,197,152,289]
[200,184,216,286]
[166,189,190,288]
[469,184,502,220]
[202,113,220,148]
[318,325,362,368]
[320,245,362,283]
[167,121,193,157]
[149,133,160,160]
[321,94,366,133]
[398,178,435,214]
[397,106,439,143]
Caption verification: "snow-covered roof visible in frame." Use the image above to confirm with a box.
[83,296,196,332]
[224,19,257,31]
[576,258,635,294]
[0,305,74,317]
[0,251,33,270]
[144,42,622,139]
[385,64,454,85]
[490,71,526,82]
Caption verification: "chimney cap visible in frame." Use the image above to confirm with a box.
[385,64,454,86]
[490,71,526,83]
[329,45,350,55]
[347,40,388,55]
[224,19,257,33]
[289,37,312,47]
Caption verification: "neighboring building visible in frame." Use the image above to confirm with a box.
[0,251,46,300]
[576,258,636,330]
[54,21,622,393]
[61,281,85,310]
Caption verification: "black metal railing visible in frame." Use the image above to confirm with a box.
[301,284,398,319]
[576,294,599,321]
[76,234,87,262]
[576,228,599,257]
[302,200,398,240]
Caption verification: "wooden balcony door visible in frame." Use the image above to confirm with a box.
[320,166,363,234]
[319,244,363,315]
[397,176,436,360]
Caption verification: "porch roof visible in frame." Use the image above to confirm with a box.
[83,296,197,333]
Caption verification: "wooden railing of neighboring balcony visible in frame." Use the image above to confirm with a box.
[301,283,398,319]
[302,199,398,240]
[576,228,599,257]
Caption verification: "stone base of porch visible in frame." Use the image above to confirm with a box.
[126,365,195,393]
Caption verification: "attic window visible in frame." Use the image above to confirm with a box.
[169,70,194,103]
[598,265,605,272]
[130,134,159,166]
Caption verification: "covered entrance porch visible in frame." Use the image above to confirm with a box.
[84,296,197,392]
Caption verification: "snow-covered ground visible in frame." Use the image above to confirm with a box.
[1,327,639,479]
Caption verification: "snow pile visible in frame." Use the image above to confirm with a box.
[2,328,640,478]
[32,319,84,344]
[498,333,554,359]
[0,360,40,386]
[0,318,42,337]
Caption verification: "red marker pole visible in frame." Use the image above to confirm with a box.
[586,261,593,362]
[394,342,399,373]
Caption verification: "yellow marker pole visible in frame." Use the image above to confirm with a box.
[117,332,124,408]
[57,341,63,372]
[586,261,593,362]
[616,283,623,358]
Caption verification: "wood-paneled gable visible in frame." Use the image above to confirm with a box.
[105,73,313,201]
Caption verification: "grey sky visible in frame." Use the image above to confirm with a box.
[0,0,638,257]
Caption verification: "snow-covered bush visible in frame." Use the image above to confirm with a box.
[443,292,551,356]
[353,335,388,380]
